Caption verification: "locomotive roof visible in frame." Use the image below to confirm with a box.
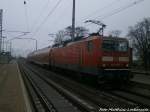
[27,35,128,57]
[51,32,128,48]
[66,36,128,46]
[102,36,128,41]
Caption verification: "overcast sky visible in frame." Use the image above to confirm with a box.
[0,0,150,57]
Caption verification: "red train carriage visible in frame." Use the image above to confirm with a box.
[27,35,132,82]
[28,47,51,66]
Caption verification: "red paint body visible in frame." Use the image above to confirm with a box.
[28,35,132,81]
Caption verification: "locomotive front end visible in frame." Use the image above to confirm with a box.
[99,37,132,82]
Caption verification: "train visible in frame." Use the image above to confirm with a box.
[27,34,133,83]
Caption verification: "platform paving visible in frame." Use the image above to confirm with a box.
[0,60,32,112]
[132,73,150,85]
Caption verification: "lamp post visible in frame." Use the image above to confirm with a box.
[0,9,3,53]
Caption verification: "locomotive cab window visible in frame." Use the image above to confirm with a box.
[87,41,93,52]
[117,41,128,52]
[102,40,114,51]
[102,40,128,52]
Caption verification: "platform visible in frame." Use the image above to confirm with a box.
[132,73,150,85]
[0,60,32,112]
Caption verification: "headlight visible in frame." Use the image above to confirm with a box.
[119,57,129,62]
[102,56,113,61]
[126,64,129,67]
[102,64,106,67]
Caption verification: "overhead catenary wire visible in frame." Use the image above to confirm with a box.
[76,0,122,26]
[7,34,28,41]
[84,0,145,27]
[31,0,63,38]
[50,0,72,31]
[4,30,29,33]
[30,0,51,31]
[96,0,145,20]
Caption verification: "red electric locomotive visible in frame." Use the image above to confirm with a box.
[27,34,132,82]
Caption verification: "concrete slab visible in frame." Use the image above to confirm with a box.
[0,61,32,112]
[0,64,4,69]
[132,74,150,85]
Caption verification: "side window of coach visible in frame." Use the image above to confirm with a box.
[87,41,93,52]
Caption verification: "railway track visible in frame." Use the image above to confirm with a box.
[24,61,149,109]
[19,62,58,112]
[121,82,150,98]
[129,81,150,90]
[19,59,150,111]
[19,61,83,112]
[132,70,150,75]
[107,89,150,108]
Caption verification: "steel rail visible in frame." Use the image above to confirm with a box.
[24,62,96,112]
[18,62,57,112]
[26,61,137,109]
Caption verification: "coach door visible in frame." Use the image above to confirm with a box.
[86,40,94,65]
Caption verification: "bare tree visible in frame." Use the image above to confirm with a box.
[75,26,89,37]
[109,30,122,37]
[65,26,89,37]
[54,30,65,44]
[128,18,150,70]
[54,26,89,45]
[65,26,72,37]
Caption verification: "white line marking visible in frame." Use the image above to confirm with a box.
[16,62,33,112]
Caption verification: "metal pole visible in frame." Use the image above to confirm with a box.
[10,41,12,55]
[72,0,75,41]
[0,9,3,53]
[2,37,4,52]
[35,39,37,51]
[102,27,103,37]
[2,36,6,52]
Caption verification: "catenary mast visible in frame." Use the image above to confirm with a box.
[0,9,3,53]
[72,0,75,41]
